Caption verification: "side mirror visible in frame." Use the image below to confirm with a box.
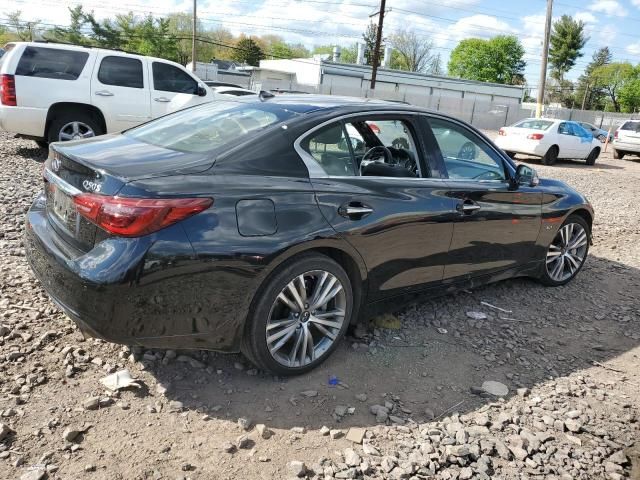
[197,85,207,97]
[514,164,539,187]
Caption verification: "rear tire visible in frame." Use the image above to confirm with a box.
[613,149,623,159]
[586,148,599,166]
[542,145,558,165]
[47,110,103,144]
[539,214,590,287]
[241,253,353,376]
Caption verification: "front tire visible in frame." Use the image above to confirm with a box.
[542,146,558,165]
[539,215,590,287]
[613,149,624,159]
[586,147,599,165]
[47,111,103,143]
[242,253,353,375]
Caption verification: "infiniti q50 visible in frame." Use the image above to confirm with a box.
[25,96,593,375]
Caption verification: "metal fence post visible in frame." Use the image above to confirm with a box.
[504,105,510,127]
[470,99,476,125]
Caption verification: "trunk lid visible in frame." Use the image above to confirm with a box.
[44,135,211,252]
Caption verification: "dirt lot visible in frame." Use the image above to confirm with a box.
[0,132,639,480]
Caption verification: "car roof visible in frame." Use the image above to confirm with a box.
[259,94,421,114]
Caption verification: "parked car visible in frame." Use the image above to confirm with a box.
[0,42,213,147]
[208,86,257,97]
[612,120,640,159]
[25,96,594,375]
[578,121,613,143]
[203,81,244,88]
[495,118,601,165]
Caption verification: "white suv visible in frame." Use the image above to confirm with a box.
[613,120,640,159]
[0,42,213,147]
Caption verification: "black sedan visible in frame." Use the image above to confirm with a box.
[25,96,594,375]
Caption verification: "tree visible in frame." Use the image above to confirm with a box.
[592,62,634,112]
[574,47,612,110]
[549,15,588,82]
[52,6,89,45]
[362,21,382,66]
[232,37,264,66]
[389,29,437,73]
[7,11,40,41]
[447,35,525,84]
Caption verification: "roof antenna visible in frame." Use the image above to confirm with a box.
[259,90,275,101]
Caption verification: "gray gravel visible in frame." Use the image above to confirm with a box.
[0,132,638,479]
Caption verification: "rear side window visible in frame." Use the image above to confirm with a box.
[15,46,89,80]
[152,62,197,94]
[98,56,143,88]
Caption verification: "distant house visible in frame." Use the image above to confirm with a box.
[190,59,251,87]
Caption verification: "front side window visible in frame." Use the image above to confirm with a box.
[152,62,198,94]
[429,118,506,181]
[302,118,421,178]
[98,56,143,88]
[16,46,89,80]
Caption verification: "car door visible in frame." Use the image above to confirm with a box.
[299,114,457,300]
[557,122,580,158]
[424,116,542,281]
[570,122,595,158]
[149,61,209,118]
[91,53,151,133]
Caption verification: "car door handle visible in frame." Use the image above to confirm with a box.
[457,201,481,214]
[94,90,114,97]
[338,202,373,219]
[154,97,171,103]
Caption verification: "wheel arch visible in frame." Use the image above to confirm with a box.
[45,102,107,140]
[569,207,593,233]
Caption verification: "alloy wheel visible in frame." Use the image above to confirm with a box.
[546,222,588,282]
[266,270,347,368]
[59,121,95,141]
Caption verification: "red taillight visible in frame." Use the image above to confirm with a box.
[527,133,544,140]
[1,74,17,106]
[614,130,619,139]
[498,128,506,136]
[73,194,213,237]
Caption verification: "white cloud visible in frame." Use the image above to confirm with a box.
[575,12,598,24]
[627,42,640,55]
[588,0,627,17]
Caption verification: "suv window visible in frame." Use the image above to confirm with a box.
[620,121,640,132]
[428,118,506,181]
[98,56,143,88]
[152,62,198,94]
[303,119,421,178]
[15,46,89,80]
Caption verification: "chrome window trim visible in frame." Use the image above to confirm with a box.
[294,110,515,180]
[44,168,82,196]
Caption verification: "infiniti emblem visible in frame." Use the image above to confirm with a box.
[51,156,61,172]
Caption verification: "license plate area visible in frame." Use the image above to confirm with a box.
[48,183,77,224]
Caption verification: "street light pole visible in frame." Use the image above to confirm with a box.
[370,0,386,90]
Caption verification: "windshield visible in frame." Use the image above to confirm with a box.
[125,101,299,153]
[514,119,554,130]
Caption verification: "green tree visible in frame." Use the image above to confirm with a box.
[574,46,612,110]
[592,62,634,112]
[447,36,525,84]
[52,6,90,45]
[232,37,264,66]
[362,21,382,66]
[549,15,588,82]
[7,11,40,41]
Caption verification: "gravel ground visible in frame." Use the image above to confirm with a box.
[0,132,639,480]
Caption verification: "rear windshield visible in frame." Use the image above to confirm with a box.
[125,101,300,153]
[16,46,89,80]
[514,119,554,130]
[620,121,640,132]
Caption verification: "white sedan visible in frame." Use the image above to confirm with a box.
[494,118,602,166]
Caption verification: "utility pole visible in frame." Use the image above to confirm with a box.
[191,0,197,70]
[581,82,589,111]
[536,0,553,118]
[370,0,386,90]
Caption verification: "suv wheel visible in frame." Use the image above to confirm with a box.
[539,215,590,286]
[48,111,103,143]
[242,253,353,375]
[613,149,624,159]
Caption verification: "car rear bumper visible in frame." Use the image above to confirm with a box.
[494,137,547,156]
[612,140,640,153]
[0,105,47,137]
[25,194,243,351]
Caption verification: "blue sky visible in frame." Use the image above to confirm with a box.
[1,0,639,89]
